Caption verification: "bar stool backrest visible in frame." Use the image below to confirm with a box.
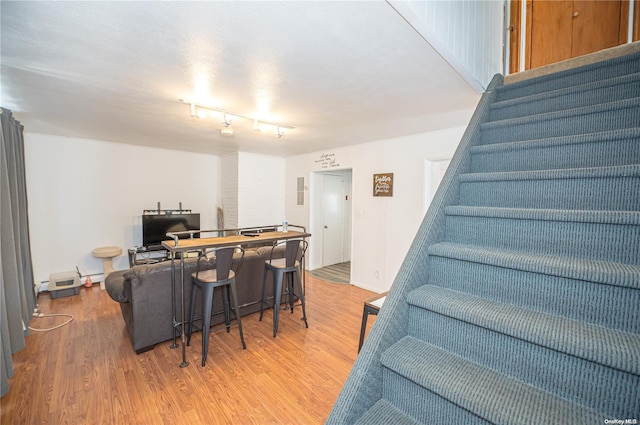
[267,239,308,268]
[286,239,307,268]
[195,246,244,281]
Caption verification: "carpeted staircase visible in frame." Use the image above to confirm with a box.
[327,50,640,424]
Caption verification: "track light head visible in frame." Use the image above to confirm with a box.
[222,112,232,127]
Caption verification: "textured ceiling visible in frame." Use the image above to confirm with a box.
[1,1,480,157]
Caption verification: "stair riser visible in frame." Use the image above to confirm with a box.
[481,104,640,145]
[444,215,640,264]
[491,79,640,121]
[381,368,489,424]
[471,137,640,173]
[407,305,640,417]
[459,177,640,211]
[496,56,640,101]
[427,255,640,333]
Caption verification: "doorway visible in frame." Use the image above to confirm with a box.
[309,169,353,274]
[423,159,451,217]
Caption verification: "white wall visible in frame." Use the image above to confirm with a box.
[389,0,504,91]
[237,152,285,228]
[24,133,219,286]
[24,125,463,294]
[286,125,468,293]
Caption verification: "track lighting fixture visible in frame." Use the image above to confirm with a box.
[179,99,294,138]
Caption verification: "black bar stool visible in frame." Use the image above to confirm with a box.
[187,246,246,366]
[259,239,308,337]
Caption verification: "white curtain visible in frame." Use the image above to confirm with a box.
[1,108,36,397]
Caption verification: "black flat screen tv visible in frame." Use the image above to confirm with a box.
[142,213,200,248]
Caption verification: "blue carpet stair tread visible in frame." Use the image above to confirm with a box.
[444,206,640,225]
[480,97,640,144]
[459,165,640,210]
[471,128,640,171]
[490,72,640,120]
[406,300,639,416]
[483,97,640,131]
[380,369,490,424]
[460,164,640,182]
[495,50,640,101]
[443,207,640,263]
[428,260,639,334]
[407,285,640,375]
[353,399,420,425]
[381,336,603,425]
[428,242,640,290]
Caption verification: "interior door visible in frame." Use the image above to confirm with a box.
[571,0,623,58]
[322,174,344,267]
[529,0,574,68]
[512,0,631,72]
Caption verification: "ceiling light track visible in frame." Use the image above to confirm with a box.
[179,99,294,138]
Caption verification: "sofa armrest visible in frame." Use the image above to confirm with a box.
[105,269,130,303]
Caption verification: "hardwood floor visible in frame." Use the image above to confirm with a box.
[1,273,376,425]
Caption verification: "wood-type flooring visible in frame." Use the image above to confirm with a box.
[1,272,376,425]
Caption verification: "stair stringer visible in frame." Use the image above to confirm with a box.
[325,74,503,425]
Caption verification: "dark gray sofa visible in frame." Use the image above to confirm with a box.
[105,246,284,353]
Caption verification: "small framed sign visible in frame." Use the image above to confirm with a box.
[373,173,393,197]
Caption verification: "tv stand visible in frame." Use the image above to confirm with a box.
[128,245,169,268]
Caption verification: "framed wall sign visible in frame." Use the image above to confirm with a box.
[373,173,393,197]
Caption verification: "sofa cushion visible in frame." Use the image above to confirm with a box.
[255,245,286,256]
